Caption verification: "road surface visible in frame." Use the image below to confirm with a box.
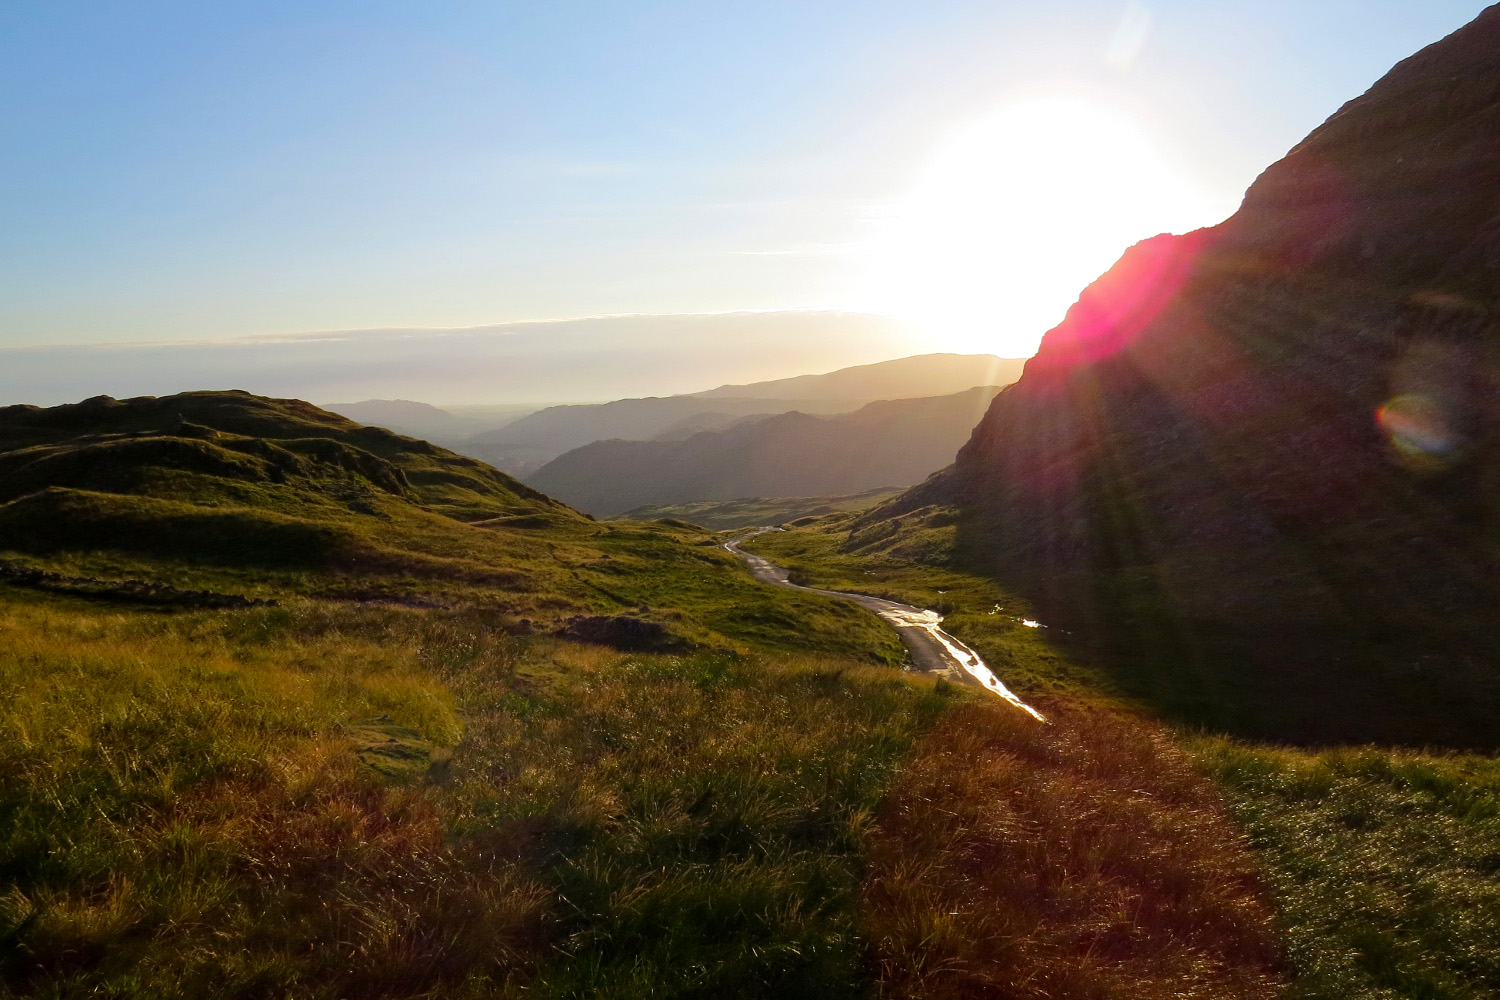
[725,529,1045,721]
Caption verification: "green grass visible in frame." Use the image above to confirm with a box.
[8,390,1497,998]
[740,512,1111,696]
[0,587,947,998]
[751,512,1500,1000]
[0,393,902,665]
[1195,741,1500,1000]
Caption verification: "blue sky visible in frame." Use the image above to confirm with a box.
[0,1,1489,356]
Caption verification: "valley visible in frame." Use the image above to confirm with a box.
[4,5,1500,999]
[0,391,1292,999]
[725,528,1044,719]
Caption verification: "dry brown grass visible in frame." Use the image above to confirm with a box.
[862,698,1287,999]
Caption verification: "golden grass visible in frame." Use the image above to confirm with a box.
[0,592,545,997]
[0,589,946,997]
[862,699,1286,999]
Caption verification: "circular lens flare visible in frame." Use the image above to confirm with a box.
[1378,393,1456,465]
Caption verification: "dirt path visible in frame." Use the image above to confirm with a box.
[725,529,1044,721]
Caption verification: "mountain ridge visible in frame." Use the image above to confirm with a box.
[463,352,1022,474]
[859,5,1500,747]
[529,386,1003,517]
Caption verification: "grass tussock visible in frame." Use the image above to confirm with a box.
[863,699,1286,999]
[1197,741,1500,1000]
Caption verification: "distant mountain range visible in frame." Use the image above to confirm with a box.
[690,354,1025,401]
[464,354,1022,474]
[528,386,1004,517]
[322,399,539,445]
[860,8,1500,748]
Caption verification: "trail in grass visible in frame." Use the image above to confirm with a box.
[726,529,1045,721]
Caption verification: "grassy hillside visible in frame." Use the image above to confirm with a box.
[3,384,1493,997]
[0,391,900,661]
[0,592,936,997]
[0,584,1297,999]
[621,487,903,530]
[0,388,1318,997]
[745,514,1500,1000]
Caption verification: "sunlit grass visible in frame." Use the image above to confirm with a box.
[0,588,942,997]
[740,512,1112,695]
[865,698,1286,999]
[755,512,1500,1000]
[1195,741,1500,1000]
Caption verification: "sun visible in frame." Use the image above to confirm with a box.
[862,91,1230,358]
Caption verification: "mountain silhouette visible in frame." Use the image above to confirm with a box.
[862,7,1500,748]
[529,386,1003,517]
[465,354,1021,474]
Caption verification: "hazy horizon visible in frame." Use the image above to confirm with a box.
[2,0,1486,395]
[0,310,954,408]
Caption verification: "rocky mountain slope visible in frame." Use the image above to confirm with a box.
[862,7,1500,747]
[529,386,1003,517]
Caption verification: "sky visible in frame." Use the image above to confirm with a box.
[0,1,1490,401]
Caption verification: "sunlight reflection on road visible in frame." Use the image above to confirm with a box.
[725,529,1046,723]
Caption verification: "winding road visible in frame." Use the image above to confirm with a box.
[725,529,1045,721]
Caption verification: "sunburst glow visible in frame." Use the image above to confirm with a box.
[863,91,1232,357]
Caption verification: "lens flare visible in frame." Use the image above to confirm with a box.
[1377,393,1456,465]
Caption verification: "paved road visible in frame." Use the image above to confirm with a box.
[725,529,1045,721]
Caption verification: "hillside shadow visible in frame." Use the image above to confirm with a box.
[951,512,1500,752]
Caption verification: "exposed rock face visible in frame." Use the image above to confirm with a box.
[878,7,1500,746]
